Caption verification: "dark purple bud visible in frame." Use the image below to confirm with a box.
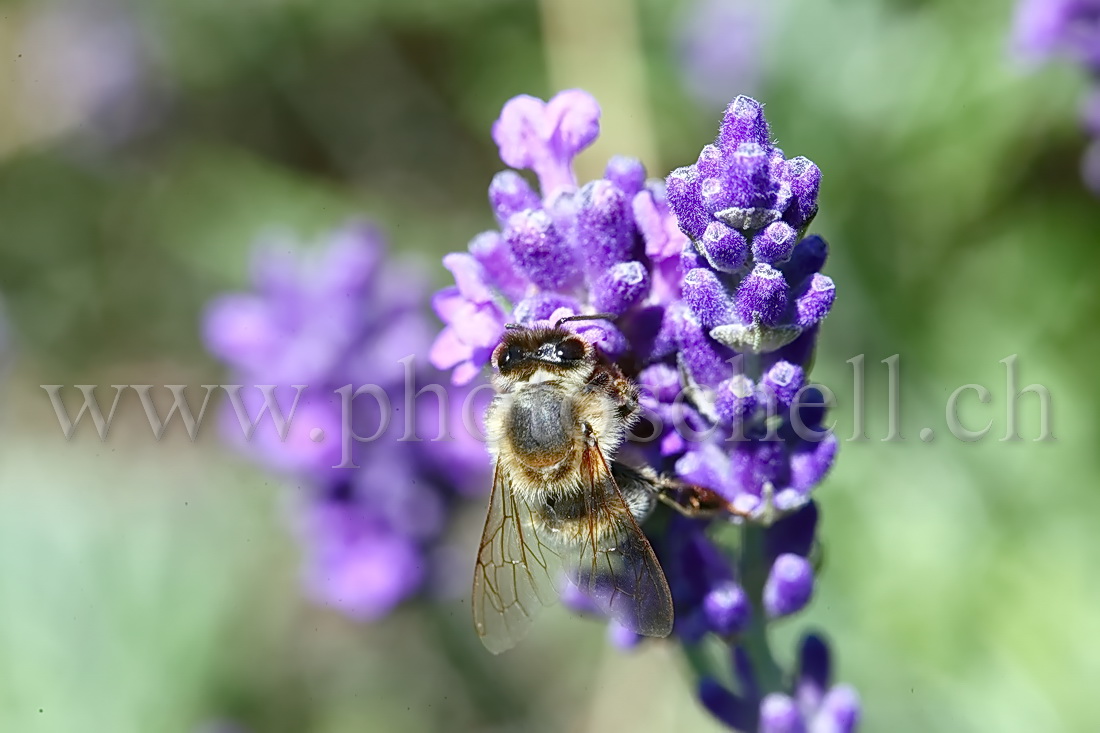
[796,633,832,712]
[505,208,580,290]
[576,179,637,273]
[761,360,805,409]
[715,375,757,427]
[666,166,710,239]
[735,264,789,326]
[752,221,797,265]
[593,261,649,315]
[698,679,753,732]
[759,694,806,733]
[764,501,819,562]
[764,553,814,618]
[605,155,647,196]
[782,156,821,228]
[701,221,748,272]
[488,170,540,224]
[781,234,829,286]
[683,267,735,329]
[702,580,752,635]
[718,95,771,149]
[795,273,835,328]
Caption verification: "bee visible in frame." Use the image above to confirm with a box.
[472,314,736,653]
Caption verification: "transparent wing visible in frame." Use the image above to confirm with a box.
[564,442,674,638]
[472,460,561,654]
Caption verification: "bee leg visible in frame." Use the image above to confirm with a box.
[651,475,753,520]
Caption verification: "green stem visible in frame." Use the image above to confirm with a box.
[738,523,785,695]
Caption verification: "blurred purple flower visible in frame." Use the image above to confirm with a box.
[1013,0,1100,193]
[204,222,489,620]
[18,0,168,148]
[432,91,852,731]
[677,0,771,107]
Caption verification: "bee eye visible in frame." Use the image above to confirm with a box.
[555,338,586,362]
[500,345,524,369]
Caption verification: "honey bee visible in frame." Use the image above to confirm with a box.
[472,314,735,653]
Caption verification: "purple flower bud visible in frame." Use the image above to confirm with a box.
[699,678,752,732]
[605,155,647,196]
[781,156,821,228]
[676,444,733,498]
[795,273,835,328]
[765,502,819,562]
[723,142,777,211]
[789,435,838,493]
[702,580,752,635]
[467,230,526,301]
[683,267,735,329]
[753,221,797,265]
[696,144,726,180]
[492,89,600,194]
[759,694,806,733]
[576,179,637,273]
[593,261,649,314]
[666,166,709,239]
[512,293,581,324]
[505,208,581,290]
[701,221,749,271]
[764,553,814,618]
[762,360,805,409]
[719,95,771,149]
[638,363,682,403]
[815,685,861,733]
[796,633,831,712]
[608,620,644,650]
[488,170,540,224]
[735,264,789,326]
[781,233,829,286]
[715,375,757,426]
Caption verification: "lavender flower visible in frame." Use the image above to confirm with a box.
[431,91,854,731]
[204,222,488,620]
[1013,0,1100,192]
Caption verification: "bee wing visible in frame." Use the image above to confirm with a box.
[472,460,561,654]
[563,442,674,639]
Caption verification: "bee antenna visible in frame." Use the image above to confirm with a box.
[504,323,526,330]
[554,313,617,329]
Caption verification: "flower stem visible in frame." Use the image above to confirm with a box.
[738,523,784,696]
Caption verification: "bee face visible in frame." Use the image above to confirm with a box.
[492,327,591,384]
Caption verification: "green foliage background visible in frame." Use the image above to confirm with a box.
[0,0,1094,731]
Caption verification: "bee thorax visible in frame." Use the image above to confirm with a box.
[506,385,578,469]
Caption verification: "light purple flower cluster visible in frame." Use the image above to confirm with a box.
[1013,0,1100,192]
[204,223,487,620]
[431,90,856,731]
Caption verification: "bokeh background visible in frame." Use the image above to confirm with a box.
[0,0,1095,731]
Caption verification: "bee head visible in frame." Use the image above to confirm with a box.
[493,328,590,376]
